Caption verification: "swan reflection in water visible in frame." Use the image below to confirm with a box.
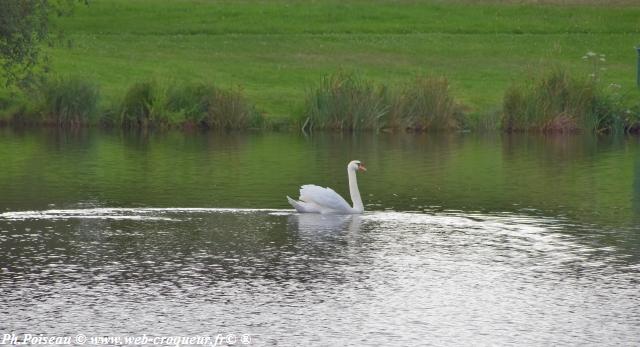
[287,213,363,234]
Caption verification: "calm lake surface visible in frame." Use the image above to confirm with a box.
[1,128,639,346]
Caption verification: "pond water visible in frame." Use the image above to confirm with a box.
[0,129,639,346]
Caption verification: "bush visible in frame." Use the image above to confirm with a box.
[391,76,463,131]
[119,81,261,129]
[0,91,30,125]
[165,83,261,129]
[120,81,160,128]
[36,76,99,126]
[165,83,214,123]
[303,72,465,132]
[501,68,635,133]
[200,87,260,129]
[303,71,389,131]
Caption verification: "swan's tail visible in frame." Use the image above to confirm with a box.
[287,196,312,213]
[287,196,302,212]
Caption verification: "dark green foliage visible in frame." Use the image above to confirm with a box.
[165,83,262,129]
[119,81,261,129]
[626,103,640,133]
[0,92,29,125]
[36,75,99,126]
[303,72,464,132]
[119,81,158,127]
[303,72,389,131]
[199,87,261,129]
[165,83,215,122]
[391,76,463,131]
[590,90,640,134]
[502,69,608,133]
[0,0,78,86]
[1,77,261,129]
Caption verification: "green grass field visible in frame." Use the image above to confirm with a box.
[33,0,640,121]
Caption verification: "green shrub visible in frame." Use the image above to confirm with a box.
[0,92,29,125]
[200,87,260,129]
[500,68,631,133]
[391,76,463,131]
[464,109,502,131]
[303,71,389,131]
[118,81,261,129]
[303,72,466,132]
[165,83,261,129]
[36,76,100,126]
[120,81,161,128]
[626,103,640,133]
[165,83,214,123]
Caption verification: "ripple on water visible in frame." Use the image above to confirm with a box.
[0,208,639,346]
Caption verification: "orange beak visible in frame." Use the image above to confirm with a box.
[358,164,367,172]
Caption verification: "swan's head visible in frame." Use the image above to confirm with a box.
[348,160,367,172]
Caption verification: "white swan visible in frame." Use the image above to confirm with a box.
[287,160,366,214]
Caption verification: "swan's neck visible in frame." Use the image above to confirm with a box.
[348,169,364,213]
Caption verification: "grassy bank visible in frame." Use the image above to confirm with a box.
[1,0,639,129]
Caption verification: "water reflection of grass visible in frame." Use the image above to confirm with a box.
[0,129,637,229]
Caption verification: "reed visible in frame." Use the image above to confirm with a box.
[390,76,463,131]
[303,71,389,131]
[199,87,261,129]
[118,81,261,129]
[165,83,261,129]
[303,72,465,132]
[119,81,160,128]
[502,69,603,133]
[35,76,100,127]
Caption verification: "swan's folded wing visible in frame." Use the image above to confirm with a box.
[299,184,351,212]
[287,196,323,213]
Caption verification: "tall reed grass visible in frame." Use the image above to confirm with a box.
[303,72,463,131]
[502,68,635,133]
[390,76,463,131]
[35,76,100,127]
[119,81,159,128]
[195,86,260,129]
[626,103,640,133]
[118,81,261,129]
[1,70,636,134]
[0,92,30,125]
[303,72,388,131]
